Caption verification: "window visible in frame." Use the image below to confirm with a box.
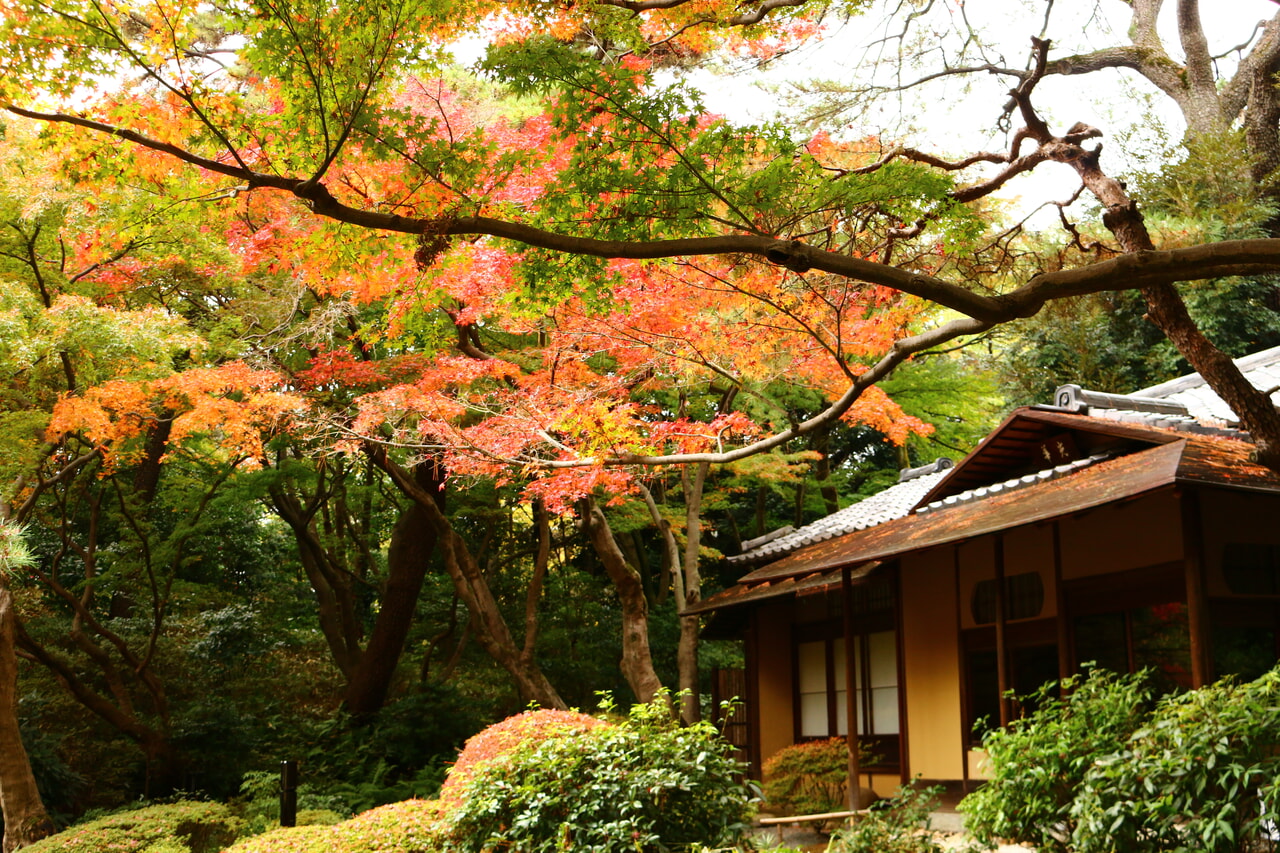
[1223,543,1280,595]
[964,642,1059,741]
[1073,602,1191,693]
[971,572,1045,624]
[798,639,845,737]
[796,631,899,739]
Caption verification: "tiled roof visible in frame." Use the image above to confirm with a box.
[735,423,1280,588]
[1135,344,1280,424]
[726,458,953,567]
[734,440,1185,585]
[914,453,1110,515]
[1055,343,1280,430]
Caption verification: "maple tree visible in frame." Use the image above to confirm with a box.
[2,0,1277,463]
[4,0,1279,771]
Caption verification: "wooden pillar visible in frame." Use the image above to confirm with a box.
[745,609,762,779]
[841,565,863,809]
[994,536,1011,727]
[1053,522,1071,689]
[1181,490,1212,687]
[954,546,971,794]
[893,564,909,786]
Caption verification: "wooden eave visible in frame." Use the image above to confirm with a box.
[684,563,880,617]
[916,407,1184,507]
[735,440,1189,587]
[693,410,1280,620]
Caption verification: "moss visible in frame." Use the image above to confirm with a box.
[24,801,244,853]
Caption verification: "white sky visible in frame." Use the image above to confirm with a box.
[683,0,1278,223]
[447,2,1276,226]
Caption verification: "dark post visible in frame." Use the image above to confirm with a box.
[841,565,863,810]
[280,760,298,827]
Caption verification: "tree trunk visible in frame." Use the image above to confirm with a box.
[343,462,444,717]
[812,429,839,515]
[1019,44,1280,471]
[367,447,567,709]
[1069,150,1280,468]
[676,464,709,724]
[270,488,363,680]
[582,498,667,707]
[0,582,53,852]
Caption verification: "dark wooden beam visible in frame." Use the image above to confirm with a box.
[1181,490,1212,687]
[842,565,864,809]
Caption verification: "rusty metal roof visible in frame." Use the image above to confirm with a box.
[685,562,879,616]
[724,410,1280,590]
[916,407,1182,506]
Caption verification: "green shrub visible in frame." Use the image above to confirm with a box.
[960,667,1155,851]
[444,696,755,852]
[437,707,607,808]
[294,808,345,826]
[828,784,943,853]
[962,664,1280,853]
[761,737,876,816]
[1070,666,1280,853]
[22,801,244,853]
[223,799,444,853]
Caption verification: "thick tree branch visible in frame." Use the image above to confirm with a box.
[596,0,809,25]
[1222,10,1280,118]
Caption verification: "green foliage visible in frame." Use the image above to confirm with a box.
[1131,128,1276,237]
[1069,667,1280,853]
[761,737,875,816]
[244,686,481,817]
[960,667,1156,851]
[444,696,755,852]
[437,707,609,807]
[22,801,245,853]
[0,518,35,573]
[877,354,1002,461]
[995,291,1177,406]
[963,665,1280,853]
[236,771,352,836]
[827,784,943,853]
[17,713,87,826]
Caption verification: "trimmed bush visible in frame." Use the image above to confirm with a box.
[444,697,755,852]
[437,708,607,808]
[23,801,244,853]
[761,737,877,816]
[223,799,443,853]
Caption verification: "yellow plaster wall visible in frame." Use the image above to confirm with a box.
[754,600,795,766]
[868,772,901,799]
[956,539,995,631]
[1003,524,1058,619]
[955,530,1058,630]
[967,749,992,781]
[1058,492,1182,580]
[901,548,964,780]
